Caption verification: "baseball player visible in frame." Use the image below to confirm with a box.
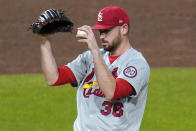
[40,6,150,131]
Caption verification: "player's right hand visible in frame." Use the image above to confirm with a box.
[77,25,99,52]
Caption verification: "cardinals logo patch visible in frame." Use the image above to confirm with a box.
[123,66,137,78]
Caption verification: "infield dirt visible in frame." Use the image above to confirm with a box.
[0,0,195,74]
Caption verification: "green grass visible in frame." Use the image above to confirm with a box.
[0,74,77,131]
[0,68,195,131]
[141,68,196,131]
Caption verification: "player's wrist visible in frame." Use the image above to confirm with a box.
[91,48,100,56]
[39,36,50,45]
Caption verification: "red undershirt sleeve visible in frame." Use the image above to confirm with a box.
[51,66,77,86]
[112,78,135,100]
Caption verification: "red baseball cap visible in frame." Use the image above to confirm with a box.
[91,6,130,30]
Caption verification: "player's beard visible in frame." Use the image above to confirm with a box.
[102,32,122,52]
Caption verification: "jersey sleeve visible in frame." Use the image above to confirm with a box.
[66,51,91,87]
[118,59,150,97]
[52,65,77,86]
[112,78,135,100]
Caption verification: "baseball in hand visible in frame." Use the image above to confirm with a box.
[76,30,87,39]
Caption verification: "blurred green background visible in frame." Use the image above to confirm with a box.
[0,68,195,131]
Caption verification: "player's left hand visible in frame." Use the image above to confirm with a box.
[30,8,73,34]
[77,25,99,52]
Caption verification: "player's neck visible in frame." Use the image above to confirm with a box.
[110,38,131,56]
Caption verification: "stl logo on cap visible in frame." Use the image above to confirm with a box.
[92,6,130,30]
[119,19,123,24]
[98,12,103,21]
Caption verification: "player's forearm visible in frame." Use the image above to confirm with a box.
[92,50,116,100]
[40,39,58,85]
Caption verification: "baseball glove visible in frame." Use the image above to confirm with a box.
[31,8,73,34]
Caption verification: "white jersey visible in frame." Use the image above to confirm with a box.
[67,48,150,131]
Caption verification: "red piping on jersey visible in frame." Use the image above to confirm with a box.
[83,68,95,83]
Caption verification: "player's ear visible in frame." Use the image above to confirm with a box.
[120,24,129,35]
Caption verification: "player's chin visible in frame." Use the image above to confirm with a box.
[102,44,107,50]
[103,46,111,51]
